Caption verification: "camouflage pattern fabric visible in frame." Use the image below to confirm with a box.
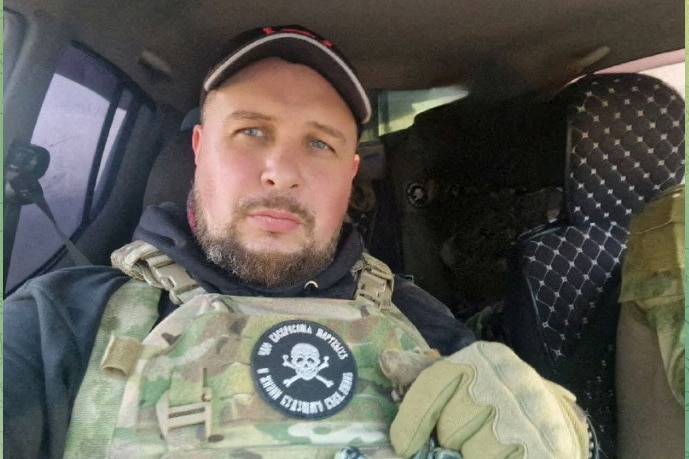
[66,282,429,457]
[619,184,684,404]
[64,279,162,458]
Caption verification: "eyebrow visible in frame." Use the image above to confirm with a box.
[225,110,274,122]
[309,121,347,145]
[224,111,348,144]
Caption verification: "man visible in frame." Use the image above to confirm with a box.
[4,25,594,458]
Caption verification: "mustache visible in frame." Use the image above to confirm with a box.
[234,193,315,227]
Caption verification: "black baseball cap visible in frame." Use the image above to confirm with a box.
[201,25,371,125]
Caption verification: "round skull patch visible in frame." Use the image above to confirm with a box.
[251,320,357,419]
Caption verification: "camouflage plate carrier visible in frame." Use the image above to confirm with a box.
[64,241,431,459]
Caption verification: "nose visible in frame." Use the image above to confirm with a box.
[260,144,302,191]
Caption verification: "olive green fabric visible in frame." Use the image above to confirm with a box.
[389,342,590,459]
[618,184,684,404]
[616,184,684,459]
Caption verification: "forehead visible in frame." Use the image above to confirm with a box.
[203,58,357,135]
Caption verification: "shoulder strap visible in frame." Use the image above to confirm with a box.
[112,241,396,309]
[353,252,395,309]
[111,240,206,305]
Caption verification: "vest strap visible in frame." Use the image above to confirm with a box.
[113,241,395,308]
[354,253,394,309]
[111,240,206,304]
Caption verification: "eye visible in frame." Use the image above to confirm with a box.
[240,127,264,137]
[309,138,333,152]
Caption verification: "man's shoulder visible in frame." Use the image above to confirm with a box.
[7,265,132,311]
[5,266,136,356]
[391,274,476,355]
[20,265,129,292]
[391,275,453,317]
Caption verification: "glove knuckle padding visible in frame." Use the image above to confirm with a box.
[391,342,587,459]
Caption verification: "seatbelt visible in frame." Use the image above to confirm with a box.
[4,143,92,282]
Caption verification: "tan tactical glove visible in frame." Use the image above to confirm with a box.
[382,342,594,459]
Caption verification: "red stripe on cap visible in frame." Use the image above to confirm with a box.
[279,27,317,39]
[262,26,332,47]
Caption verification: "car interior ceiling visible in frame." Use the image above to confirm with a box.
[5,0,684,113]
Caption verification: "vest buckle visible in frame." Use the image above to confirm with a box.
[156,387,213,441]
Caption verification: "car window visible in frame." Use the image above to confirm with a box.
[368,49,685,141]
[5,43,154,292]
[361,86,468,141]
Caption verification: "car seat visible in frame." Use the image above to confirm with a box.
[501,73,685,457]
[143,110,198,208]
[382,93,567,313]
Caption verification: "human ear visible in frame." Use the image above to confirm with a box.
[351,153,361,179]
[191,124,203,166]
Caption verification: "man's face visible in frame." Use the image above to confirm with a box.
[192,57,360,287]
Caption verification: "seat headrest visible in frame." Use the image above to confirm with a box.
[559,73,685,228]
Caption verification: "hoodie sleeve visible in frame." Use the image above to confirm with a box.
[392,275,476,355]
[3,268,129,459]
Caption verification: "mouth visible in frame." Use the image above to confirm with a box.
[247,208,303,233]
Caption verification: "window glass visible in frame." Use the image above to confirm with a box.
[90,89,133,215]
[6,44,150,291]
[639,62,685,99]
[376,86,468,136]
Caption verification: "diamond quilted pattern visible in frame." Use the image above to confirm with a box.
[523,222,626,363]
[505,73,684,457]
[566,74,684,227]
[528,73,685,364]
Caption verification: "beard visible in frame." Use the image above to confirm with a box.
[192,184,341,288]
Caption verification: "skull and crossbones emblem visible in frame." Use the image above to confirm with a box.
[282,343,334,388]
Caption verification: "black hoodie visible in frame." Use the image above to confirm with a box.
[4,203,475,458]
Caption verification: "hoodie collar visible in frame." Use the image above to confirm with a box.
[133,203,364,299]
